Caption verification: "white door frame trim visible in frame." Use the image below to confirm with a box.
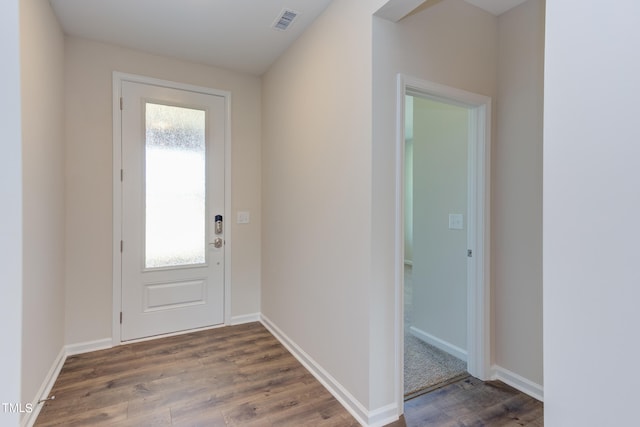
[112,72,232,345]
[394,74,491,407]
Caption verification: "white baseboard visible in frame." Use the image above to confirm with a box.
[409,326,468,362]
[230,312,261,325]
[21,347,66,427]
[24,338,113,426]
[260,314,398,427]
[65,338,113,356]
[367,402,400,427]
[491,365,544,402]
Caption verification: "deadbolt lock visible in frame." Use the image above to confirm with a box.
[215,215,223,235]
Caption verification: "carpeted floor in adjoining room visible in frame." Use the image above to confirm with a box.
[404,332,467,397]
[404,265,467,397]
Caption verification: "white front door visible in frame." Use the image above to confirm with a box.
[120,80,225,341]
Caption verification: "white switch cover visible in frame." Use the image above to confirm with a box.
[448,214,464,230]
[237,211,250,224]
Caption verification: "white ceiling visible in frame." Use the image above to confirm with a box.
[50,0,527,76]
[49,0,333,76]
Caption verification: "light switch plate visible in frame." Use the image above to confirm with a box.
[237,211,250,224]
[448,214,464,230]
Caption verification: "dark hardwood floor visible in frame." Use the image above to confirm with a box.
[392,377,543,427]
[35,322,543,426]
[35,322,359,426]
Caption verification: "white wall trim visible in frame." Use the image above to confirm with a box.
[491,365,544,402]
[111,72,233,344]
[230,313,261,325]
[223,90,233,327]
[21,348,66,427]
[65,338,113,357]
[112,72,124,346]
[24,339,113,426]
[260,314,397,427]
[367,402,400,427]
[394,73,492,410]
[409,326,468,362]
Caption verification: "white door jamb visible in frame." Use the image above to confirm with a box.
[394,73,491,410]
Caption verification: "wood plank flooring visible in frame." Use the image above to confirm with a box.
[392,376,543,427]
[35,322,543,426]
[35,322,359,426]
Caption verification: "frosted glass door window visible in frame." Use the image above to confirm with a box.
[145,103,206,268]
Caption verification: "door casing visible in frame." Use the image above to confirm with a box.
[112,72,232,345]
[394,74,492,409]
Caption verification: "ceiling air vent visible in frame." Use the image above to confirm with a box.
[272,9,299,31]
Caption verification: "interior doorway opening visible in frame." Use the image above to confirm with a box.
[403,94,470,398]
[395,74,492,409]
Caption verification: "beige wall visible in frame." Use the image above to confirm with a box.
[495,0,544,386]
[372,0,498,408]
[262,0,375,414]
[20,0,66,411]
[8,1,544,423]
[411,97,469,352]
[374,0,545,394]
[64,37,262,345]
[0,0,23,421]
[373,0,545,395]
